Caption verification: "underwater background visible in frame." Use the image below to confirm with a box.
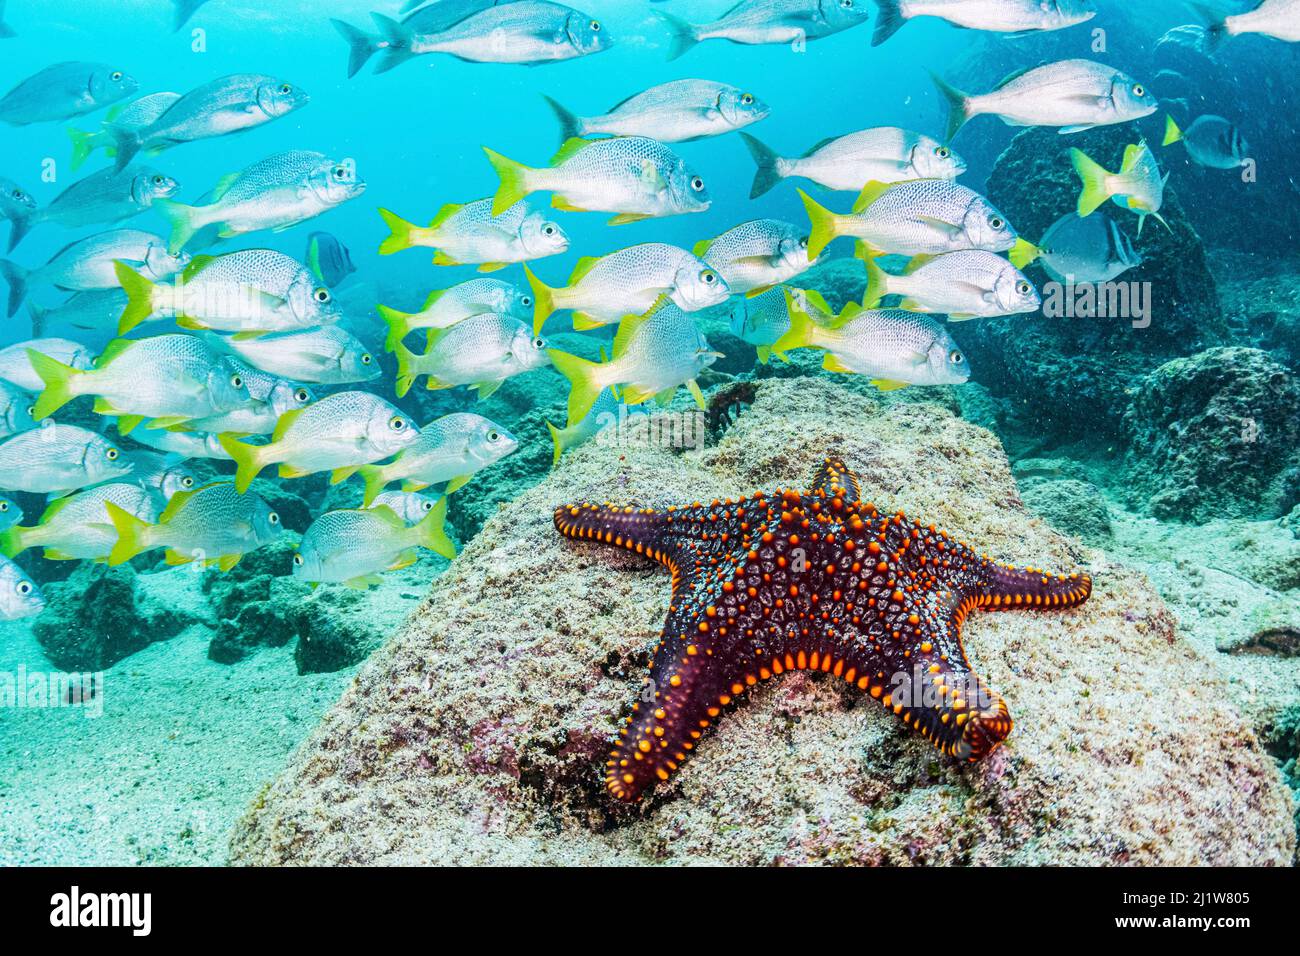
[0,0,1297,865]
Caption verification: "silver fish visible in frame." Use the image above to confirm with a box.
[67,91,182,171]
[358,412,518,504]
[1199,0,1300,46]
[0,497,21,532]
[8,166,179,251]
[0,424,130,496]
[934,59,1157,139]
[774,298,971,389]
[526,243,729,333]
[395,314,551,398]
[802,179,1019,259]
[186,360,314,435]
[696,219,814,295]
[378,278,533,352]
[120,449,197,501]
[333,1,514,77]
[110,74,309,170]
[0,555,43,621]
[370,490,441,525]
[545,80,770,144]
[106,480,282,571]
[370,1,611,72]
[0,228,188,316]
[0,176,36,249]
[30,290,129,338]
[0,62,137,127]
[1163,114,1250,169]
[124,426,231,461]
[657,0,871,60]
[1072,141,1169,234]
[742,128,966,197]
[872,0,1096,46]
[864,250,1041,319]
[485,137,710,225]
[293,500,455,588]
[1,482,160,561]
[220,391,420,493]
[0,338,94,392]
[549,298,720,423]
[158,150,366,254]
[205,326,380,385]
[378,199,569,270]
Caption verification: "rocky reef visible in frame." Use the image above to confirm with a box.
[227,378,1294,866]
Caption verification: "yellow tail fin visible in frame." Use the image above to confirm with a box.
[28,348,84,419]
[546,419,566,467]
[378,208,417,256]
[547,349,603,426]
[863,256,889,309]
[394,342,420,397]
[1070,148,1114,217]
[799,189,841,260]
[1162,115,1183,147]
[483,147,533,216]
[772,294,817,355]
[524,265,556,335]
[377,304,412,353]
[414,496,456,560]
[105,501,153,566]
[155,199,201,255]
[114,260,158,334]
[218,434,267,494]
[359,464,388,507]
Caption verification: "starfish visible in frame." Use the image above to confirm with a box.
[555,459,1093,802]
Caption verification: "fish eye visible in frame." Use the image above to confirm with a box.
[488,430,501,442]
[269,512,280,525]
[741,93,754,105]
[361,353,373,365]
[106,447,119,460]
[280,84,292,95]
[690,176,705,192]
[949,350,964,365]
[422,500,434,512]
[989,216,1006,230]
[1017,281,1032,295]
[153,175,165,186]
[26,405,35,417]
[294,388,310,403]
[841,0,853,7]
[111,71,123,82]
[521,295,533,307]
[333,166,347,180]
[389,416,408,431]
[17,581,31,595]
[936,146,950,158]
[293,554,304,567]
[532,337,546,349]
[0,502,7,512]
[590,19,601,31]
[314,288,331,303]
[1133,84,1145,97]
[231,374,244,389]
[11,189,21,199]
[701,270,717,285]
[543,224,556,236]
[182,476,195,489]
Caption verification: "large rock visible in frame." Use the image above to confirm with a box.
[1121,347,1300,522]
[954,125,1228,442]
[228,378,1293,866]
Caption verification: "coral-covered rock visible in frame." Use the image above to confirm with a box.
[954,125,1228,442]
[228,378,1294,866]
[292,588,386,675]
[1020,479,1112,543]
[33,563,199,671]
[1122,347,1300,522]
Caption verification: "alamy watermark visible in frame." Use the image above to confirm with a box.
[1041,279,1153,329]
[0,665,103,718]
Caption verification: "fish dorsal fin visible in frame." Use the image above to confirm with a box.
[802,136,840,158]
[95,338,135,369]
[550,137,593,167]
[692,238,714,259]
[801,289,833,316]
[181,254,219,282]
[852,181,892,215]
[39,496,75,523]
[211,172,242,201]
[613,294,669,360]
[271,407,304,442]
[429,203,464,230]
[903,254,937,275]
[1120,143,1144,173]
[994,64,1042,90]
[567,256,602,286]
[160,487,199,524]
[370,504,406,529]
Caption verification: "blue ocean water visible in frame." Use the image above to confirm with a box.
[0,0,1298,866]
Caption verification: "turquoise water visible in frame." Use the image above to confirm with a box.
[0,0,1297,864]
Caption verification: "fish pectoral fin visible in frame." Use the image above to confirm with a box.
[432,251,462,266]
[164,549,195,566]
[551,197,589,213]
[473,380,504,400]
[572,313,607,331]
[686,380,706,409]
[823,354,856,374]
[872,379,911,392]
[388,551,419,572]
[216,553,242,572]
[476,263,507,274]
[278,464,310,478]
[344,575,384,590]
[1057,126,1096,135]
[331,466,361,485]
[146,416,191,431]
[915,216,963,238]
[608,213,652,226]
[401,480,431,493]
[443,474,473,494]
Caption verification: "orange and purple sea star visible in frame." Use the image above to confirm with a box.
[555,459,1093,802]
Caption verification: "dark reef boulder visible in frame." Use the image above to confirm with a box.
[1020,478,1113,544]
[33,563,198,671]
[953,125,1228,444]
[1121,347,1300,522]
[292,588,386,675]
[204,537,306,664]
